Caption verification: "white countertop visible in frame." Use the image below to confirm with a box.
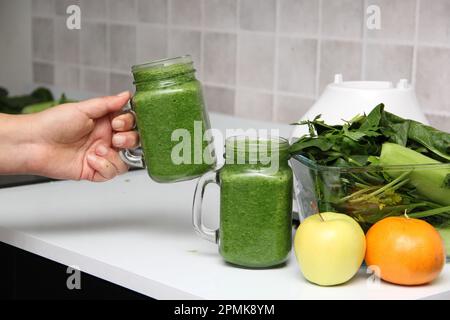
[0,113,449,300]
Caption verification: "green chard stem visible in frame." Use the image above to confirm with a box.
[349,170,411,203]
[408,206,450,218]
[337,186,379,203]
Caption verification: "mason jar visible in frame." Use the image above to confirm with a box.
[120,55,216,183]
[193,136,293,268]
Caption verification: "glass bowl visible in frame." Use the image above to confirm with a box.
[291,155,450,259]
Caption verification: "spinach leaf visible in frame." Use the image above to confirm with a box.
[289,103,450,166]
[360,104,382,132]
[289,138,334,153]
[407,121,450,161]
[0,87,53,114]
[289,104,450,229]
[378,105,450,161]
[442,174,450,189]
[343,126,366,141]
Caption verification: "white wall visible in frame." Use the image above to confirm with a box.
[0,0,32,95]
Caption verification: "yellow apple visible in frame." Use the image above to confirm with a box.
[294,212,366,286]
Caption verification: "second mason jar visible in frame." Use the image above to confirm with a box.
[121,55,216,183]
[193,136,293,268]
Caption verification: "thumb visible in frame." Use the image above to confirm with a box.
[76,91,130,119]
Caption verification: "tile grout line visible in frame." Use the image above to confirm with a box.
[78,11,84,92]
[164,0,169,58]
[411,0,421,87]
[78,3,88,94]
[272,0,281,122]
[200,0,205,80]
[133,0,138,74]
[32,0,450,123]
[202,81,316,100]
[33,58,134,75]
[233,0,241,116]
[31,58,317,100]
[167,0,173,55]
[361,0,368,80]
[425,109,450,116]
[314,0,323,99]
[52,12,57,85]
[31,12,450,49]
[106,0,111,94]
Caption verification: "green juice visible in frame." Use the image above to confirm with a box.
[132,57,215,182]
[218,138,293,268]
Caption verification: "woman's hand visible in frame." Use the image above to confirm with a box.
[0,91,139,181]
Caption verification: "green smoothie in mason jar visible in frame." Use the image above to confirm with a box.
[192,136,293,268]
[219,137,293,267]
[129,56,215,182]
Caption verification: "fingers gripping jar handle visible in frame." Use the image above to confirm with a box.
[192,170,220,243]
[118,104,145,168]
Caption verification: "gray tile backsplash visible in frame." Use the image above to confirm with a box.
[204,85,236,115]
[80,0,107,20]
[32,17,54,61]
[364,43,413,83]
[109,0,137,22]
[137,0,167,24]
[33,62,54,85]
[239,0,276,32]
[321,0,364,39]
[366,0,417,41]
[203,32,237,85]
[168,29,202,76]
[170,0,202,27]
[55,64,80,89]
[55,17,79,64]
[110,24,137,71]
[275,94,314,123]
[319,40,362,92]
[30,0,450,130]
[279,0,319,36]
[81,68,109,94]
[277,37,317,95]
[236,89,273,121]
[204,0,237,30]
[32,0,55,15]
[418,0,450,45]
[427,113,450,132]
[416,46,450,113]
[238,33,275,90]
[137,25,168,63]
[109,72,134,94]
[81,22,108,67]
[55,0,80,15]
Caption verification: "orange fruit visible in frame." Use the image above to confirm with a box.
[365,216,446,286]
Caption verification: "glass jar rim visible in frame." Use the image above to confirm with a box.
[225,135,290,152]
[131,55,192,73]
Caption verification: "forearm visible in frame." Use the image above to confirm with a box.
[0,113,39,175]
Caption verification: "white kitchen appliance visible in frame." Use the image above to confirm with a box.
[290,74,429,141]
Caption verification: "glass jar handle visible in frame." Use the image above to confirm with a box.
[119,148,144,168]
[192,170,219,243]
[118,104,145,168]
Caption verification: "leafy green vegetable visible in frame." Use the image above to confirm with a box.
[408,121,450,162]
[0,87,54,114]
[290,104,450,231]
[443,174,450,189]
[21,93,74,114]
[290,104,450,165]
[0,87,8,98]
[21,101,56,114]
[436,227,450,253]
[380,110,450,161]
[379,143,450,206]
